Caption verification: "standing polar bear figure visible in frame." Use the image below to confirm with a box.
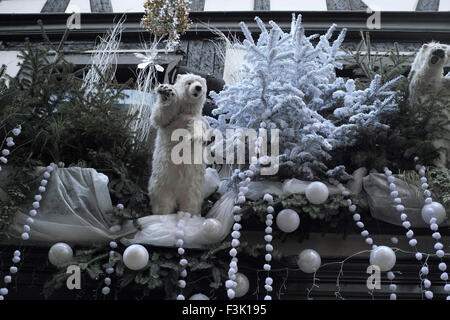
[408,42,450,101]
[408,42,450,167]
[149,74,209,215]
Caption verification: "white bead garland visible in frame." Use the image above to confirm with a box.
[102,240,118,296]
[0,125,21,173]
[176,211,190,300]
[226,167,254,300]
[336,179,399,300]
[10,163,55,296]
[0,126,56,300]
[382,166,430,300]
[387,271,397,300]
[414,158,448,300]
[262,193,274,300]
[100,203,122,296]
[336,183,375,247]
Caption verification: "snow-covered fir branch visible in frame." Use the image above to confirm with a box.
[208,14,401,180]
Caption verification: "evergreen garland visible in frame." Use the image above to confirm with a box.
[0,24,152,232]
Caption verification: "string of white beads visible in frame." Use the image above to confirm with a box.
[262,193,274,300]
[383,167,414,300]
[176,211,189,300]
[336,180,398,300]
[383,165,434,299]
[24,163,56,237]
[0,125,21,173]
[387,271,397,300]
[102,240,118,296]
[414,158,448,300]
[1,160,55,300]
[226,168,253,300]
[0,126,22,300]
[101,202,123,296]
[335,183,375,248]
[0,250,21,301]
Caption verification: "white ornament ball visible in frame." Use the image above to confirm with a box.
[276,209,300,233]
[189,293,209,300]
[421,202,446,225]
[48,242,73,267]
[297,249,321,273]
[305,182,329,205]
[123,244,149,270]
[102,287,110,295]
[234,273,249,298]
[202,218,223,242]
[369,246,396,272]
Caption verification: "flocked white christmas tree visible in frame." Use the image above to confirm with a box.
[208,15,401,180]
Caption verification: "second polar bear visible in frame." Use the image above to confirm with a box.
[408,42,450,167]
[149,74,209,215]
[408,42,450,101]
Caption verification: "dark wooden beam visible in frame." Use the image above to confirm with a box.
[41,0,70,13]
[191,0,205,12]
[254,0,270,11]
[1,11,450,44]
[416,0,440,11]
[90,0,113,13]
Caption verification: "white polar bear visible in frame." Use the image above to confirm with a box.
[408,42,450,102]
[408,42,450,167]
[148,74,210,215]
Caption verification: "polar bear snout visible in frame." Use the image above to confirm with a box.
[188,81,204,98]
[430,48,446,65]
[434,48,446,59]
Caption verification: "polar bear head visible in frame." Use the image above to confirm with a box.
[422,42,449,67]
[409,42,450,82]
[174,73,207,107]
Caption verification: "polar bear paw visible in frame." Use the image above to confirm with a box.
[156,84,176,103]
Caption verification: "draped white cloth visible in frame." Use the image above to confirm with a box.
[4,166,434,249]
[363,173,449,228]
